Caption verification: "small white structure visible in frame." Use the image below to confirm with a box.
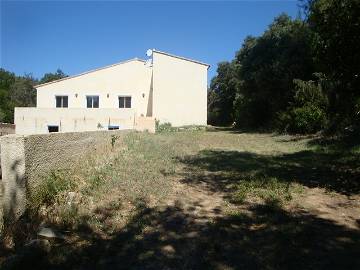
[15,50,209,134]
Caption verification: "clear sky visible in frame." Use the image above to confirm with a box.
[1,0,300,83]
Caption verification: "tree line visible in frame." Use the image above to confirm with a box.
[0,69,67,123]
[208,0,360,134]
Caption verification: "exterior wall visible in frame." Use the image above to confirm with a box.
[152,51,208,126]
[15,108,155,135]
[1,135,26,223]
[135,116,156,133]
[0,130,129,223]
[36,59,152,117]
[15,107,135,135]
[0,123,15,136]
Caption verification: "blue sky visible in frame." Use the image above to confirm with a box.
[1,1,299,83]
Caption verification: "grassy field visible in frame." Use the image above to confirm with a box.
[2,128,360,269]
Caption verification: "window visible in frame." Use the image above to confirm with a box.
[48,125,59,133]
[119,96,131,108]
[108,125,119,130]
[86,96,99,108]
[56,96,68,108]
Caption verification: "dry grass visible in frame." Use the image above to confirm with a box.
[4,128,360,269]
[29,130,313,232]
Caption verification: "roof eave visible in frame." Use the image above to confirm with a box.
[152,49,210,68]
[35,58,146,88]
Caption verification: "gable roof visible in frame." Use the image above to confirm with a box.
[35,50,210,88]
[35,58,145,88]
[152,49,210,68]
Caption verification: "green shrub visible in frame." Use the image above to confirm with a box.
[291,104,327,133]
[277,78,329,134]
[156,122,176,132]
[279,104,327,134]
[30,169,75,209]
[156,121,206,133]
[111,135,119,149]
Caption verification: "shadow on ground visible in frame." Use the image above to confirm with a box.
[2,134,360,269]
[177,147,360,195]
[3,198,360,270]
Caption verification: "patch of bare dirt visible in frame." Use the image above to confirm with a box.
[291,187,360,230]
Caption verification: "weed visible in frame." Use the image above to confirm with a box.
[231,175,299,206]
[156,121,206,133]
[111,135,119,149]
[29,169,75,209]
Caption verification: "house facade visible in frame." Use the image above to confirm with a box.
[15,50,209,134]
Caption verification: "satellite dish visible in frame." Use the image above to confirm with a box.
[146,49,153,57]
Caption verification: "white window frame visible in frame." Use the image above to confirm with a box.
[55,95,68,108]
[118,95,132,109]
[86,95,100,108]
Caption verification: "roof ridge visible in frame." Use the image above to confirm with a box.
[35,58,146,88]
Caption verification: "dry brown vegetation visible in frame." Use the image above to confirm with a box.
[1,128,360,269]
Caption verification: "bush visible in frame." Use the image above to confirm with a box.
[29,169,75,209]
[156,122,176,132]
[277,78,329,134]
[279,104,327,134]
[156,121,206,133]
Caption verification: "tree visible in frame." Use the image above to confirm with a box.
[234,14,315,129]
[10,75,36,107]
[208,62,239,125]
[0,69,37,123]
[0,69,16,122]
[306,0,360,130]
[39,69,67,84]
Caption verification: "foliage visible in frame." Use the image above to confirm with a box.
[234,14,315,129]
[280,104,327,134]
[29,170,75,209]
[0,69,36,123]
[208,2,360,134]
[232,175,295,206]
[156,121,176,132]
[39,69,67,84]
[306,0,360,131]
[278,77,328,134]
[156,121,206,133]
[0,68,66,123]
[111,135,119,149]
[208,14,315,129]
[208,62,239,126]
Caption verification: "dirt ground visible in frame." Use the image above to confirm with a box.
[1,130,360,269]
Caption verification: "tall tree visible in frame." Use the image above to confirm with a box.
[234,14,315,128]
[306,0,360,130]
[39,69,67,84]
[10,75,36,107]
[0,69,16,122]
[0,69,37,123]
[208,62,239,125]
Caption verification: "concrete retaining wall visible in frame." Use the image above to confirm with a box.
[0,123,16,184]
[0,129,130,225]
[0,123,15,136]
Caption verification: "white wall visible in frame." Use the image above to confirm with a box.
[36,59,152,117]
[15,108,136,135]
[152,51,208,126]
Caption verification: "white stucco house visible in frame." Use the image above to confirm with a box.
[15,49,209,134]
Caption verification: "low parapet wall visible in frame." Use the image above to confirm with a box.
[0,123,15,136]
[15,107,136,135]
[14,107,155,135]
[0,129,130,225]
